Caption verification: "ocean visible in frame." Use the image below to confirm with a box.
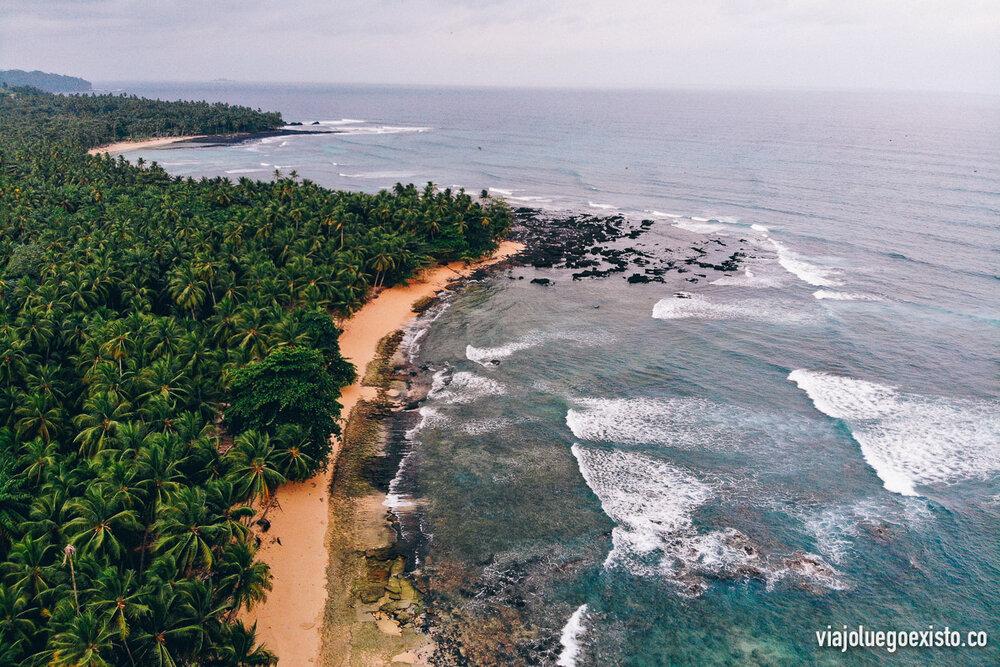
[112,82,1000,665]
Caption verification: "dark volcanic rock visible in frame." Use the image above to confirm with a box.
[509,207,755,286]
[530,278,552,286]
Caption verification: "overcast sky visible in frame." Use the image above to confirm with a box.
[2,0,998,94]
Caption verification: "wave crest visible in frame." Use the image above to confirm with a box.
[789,370,1000,496]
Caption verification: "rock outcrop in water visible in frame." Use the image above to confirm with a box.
[510,208,752,285]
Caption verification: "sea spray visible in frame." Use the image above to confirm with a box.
[556,604,590,666]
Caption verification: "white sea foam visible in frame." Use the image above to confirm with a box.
[649,210,683,218]
[813,290,882,301]
[751,224,770,232]
[224,168,268,174]
[338,125,431,136]
[466,331,610,366]
[588,201,618,210]
[466,334,543,365]
[565,397,822,454]
[508,195,553,203]
[556,604,589,667]
[387,406,446,510]
[571,445,712,571]
[768,239,843,287]
[427,371,506,405]
[710,265,785,288]
[401,298,452,363]
[789,370,1000,496]
[404,406,446,441]
[461,416,531,435]
[800,498,930,564]
[571,444,844,592]
[802,506,862,565]
[315,118,365,126]
[489,187,514,196]
[338,171,415,179]
[384,448,416,510]
[672,218,729,234]
[568,397,742,450]
[652,294,811,324]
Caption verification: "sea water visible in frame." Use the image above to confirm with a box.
[115,82,1000,665]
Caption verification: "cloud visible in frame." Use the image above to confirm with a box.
[1,0,997,93]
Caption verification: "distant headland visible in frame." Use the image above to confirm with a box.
[0,68,91,92]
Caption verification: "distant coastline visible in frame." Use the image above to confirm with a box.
[87,127,340,155]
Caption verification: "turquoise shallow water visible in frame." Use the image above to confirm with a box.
[116,83,1000,665]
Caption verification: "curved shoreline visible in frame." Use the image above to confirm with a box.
[86,128,341,155]
[86,135,208,154]
[246,241,524,666]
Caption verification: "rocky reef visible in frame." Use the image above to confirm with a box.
[509,208,753,285]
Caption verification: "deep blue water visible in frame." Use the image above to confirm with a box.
[113,83,1000,665]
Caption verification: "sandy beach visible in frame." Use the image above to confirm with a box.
[247,240,524,665]
[86,135,205,155]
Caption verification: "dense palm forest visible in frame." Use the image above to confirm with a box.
[0,87,512,665]
[0,87,283,148]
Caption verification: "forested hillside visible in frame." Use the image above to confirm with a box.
[0,87,284,148]
[0,70,91,93]
[0,89,511,665]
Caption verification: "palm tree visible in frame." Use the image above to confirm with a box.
[154,486,220,574]
[87,568,150,666]
[0,584,34,658]
[368,249,396,289]
[74,392,131,457]
[132,584,201,667]
[167,265,208,320]
[0,333,29,385]
[15,392,63,443]
[148,318,185,360]
[97,460,149,511]
[137,357,189,406]
[194,256,220,307]
[209,621,277,667]
[217,541,272,620]
[227,308,272,361]
[46,611,117,667]
[206,480,254,544]
[101,324,136,377]
[225,431,285,508]
[0,455,28,546]
[135,443,185,571]
[17,437,58,484]
[64,486,141,563]
[6,535,56,601]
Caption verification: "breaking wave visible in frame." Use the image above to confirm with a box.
[768,239,843,287]
[567,397,746,450]
[466,331,611,366]
[789,370,1000,496]
[556,604,589,667]
[571,444,845,594]
[652,294,813,324]
[427,370,506,405]
[813,290,882,301]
